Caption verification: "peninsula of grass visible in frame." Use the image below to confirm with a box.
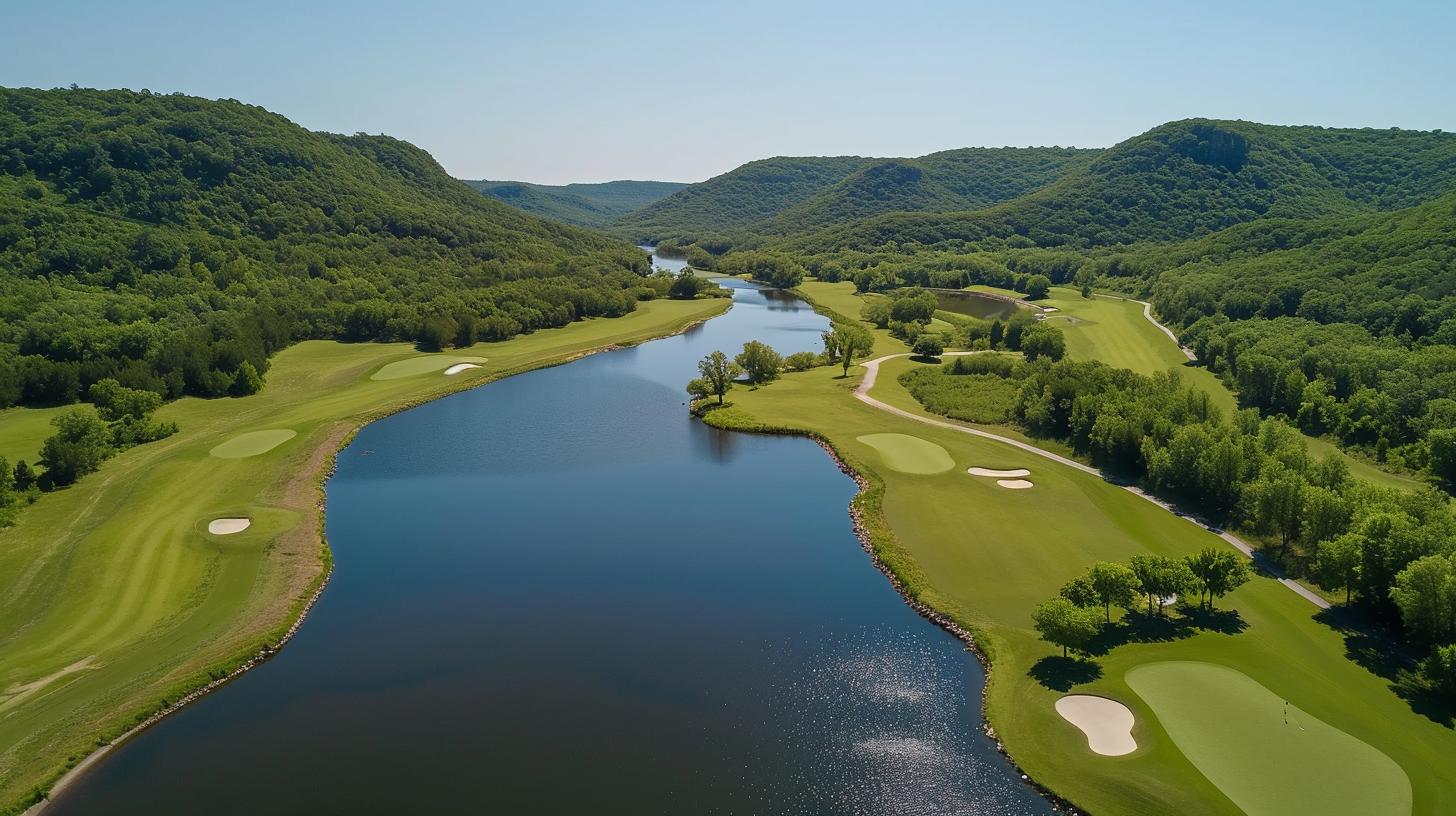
[704,362,1456,815]
[0,296,728,814]
[709,279,1453,814]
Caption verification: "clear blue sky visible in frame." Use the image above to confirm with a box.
[4,0,1453,184]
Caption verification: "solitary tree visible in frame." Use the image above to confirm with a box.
[1020,324,1066,362]
[1184,547,1251,610]
[735,341,783,384]
[823,323,874,378]
[1023,274,1052,300]
[1032,597,1102,658]
[39,407,114,487]
[989,319,1005,349]
[695,351,741,405]
[668,270,700,299]
[912,334,944,360]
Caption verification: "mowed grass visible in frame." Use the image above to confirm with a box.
[968,284,1418,491]
[855,433,955,474]
[208,429,299,459]
[1126,661,1412,816]
[710,365,1456,815]
[0,296,727,812]
[0,406,68,465]
[369,354,488,381]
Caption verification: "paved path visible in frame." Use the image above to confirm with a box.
[854,353,1330,609]
[1129,298,1197,361]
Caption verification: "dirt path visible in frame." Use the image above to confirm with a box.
[855,353,1330,610]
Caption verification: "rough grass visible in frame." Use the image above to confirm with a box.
[709,364,1456,816]
[1126,661,1413,816]
[0,297,728,813]
[898,366,1019,424]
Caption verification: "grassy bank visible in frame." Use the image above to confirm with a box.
[704,362,1454,815]
[0,296,728,813]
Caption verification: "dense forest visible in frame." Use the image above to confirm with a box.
[463,178,685,228]
[609,148,1094,248]
[611,155,876,245]
[0,87,665,410]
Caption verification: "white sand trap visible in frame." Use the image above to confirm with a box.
[208,518,252,535]
[1056,695,1137,756]
[996,479,1034,489]
[968,467,1031,478]
[443,363,482,375]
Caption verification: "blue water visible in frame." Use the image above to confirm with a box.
[48,272,1051,815]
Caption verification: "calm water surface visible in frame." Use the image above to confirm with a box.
[50,266,1051,815]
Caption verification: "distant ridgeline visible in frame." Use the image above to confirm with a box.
[630,119,1456,486]
[462,178,687,228]
[0,87,664,409]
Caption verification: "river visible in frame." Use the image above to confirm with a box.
[47,260,1051,815]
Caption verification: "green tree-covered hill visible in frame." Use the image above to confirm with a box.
[462,178,686,228]
[0,87,659,408]
[611,155,876,244]
[782,119,1456,252]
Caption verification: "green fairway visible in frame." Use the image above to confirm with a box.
[1127,661,1412,816]
[964,285,1418,491]
[208,429,298,459]
[369,354,489,380]
[0,406,67,465]
[0,297,727,813]
[705,363,1456,815]
[855,433,954,474]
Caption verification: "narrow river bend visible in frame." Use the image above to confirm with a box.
[49,265,1051,815]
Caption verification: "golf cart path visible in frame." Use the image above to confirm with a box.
[1129,298,1197,361]
[855,353,1329,610]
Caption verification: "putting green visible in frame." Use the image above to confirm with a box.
[1126,662,1411,816]
[370,355,488,381]
[855,433,955,474]
[208,429,298,459]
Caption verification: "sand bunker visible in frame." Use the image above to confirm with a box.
[371,355,488,381]
[1056,695,1136,756]
[856,433,955,474]
[443,363,482,375]
[996,479,1034,489]
[209,429,297,459]
[968,467,1031,478]
[208,518,251,535]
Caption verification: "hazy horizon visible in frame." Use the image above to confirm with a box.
[5,0,1454,185]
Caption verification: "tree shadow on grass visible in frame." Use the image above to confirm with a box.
[1314,605,1455,727]
[1029,656,1103,692]
[1084,607,1248,656]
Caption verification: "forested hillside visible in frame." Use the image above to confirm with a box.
[754,147,1094,237]
[1118,191,1456,479]
[610,148,1094,247]
[0,87,659,409]
[463,178,685,227]
[611,155,874,245]
[781,120,1456,253]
